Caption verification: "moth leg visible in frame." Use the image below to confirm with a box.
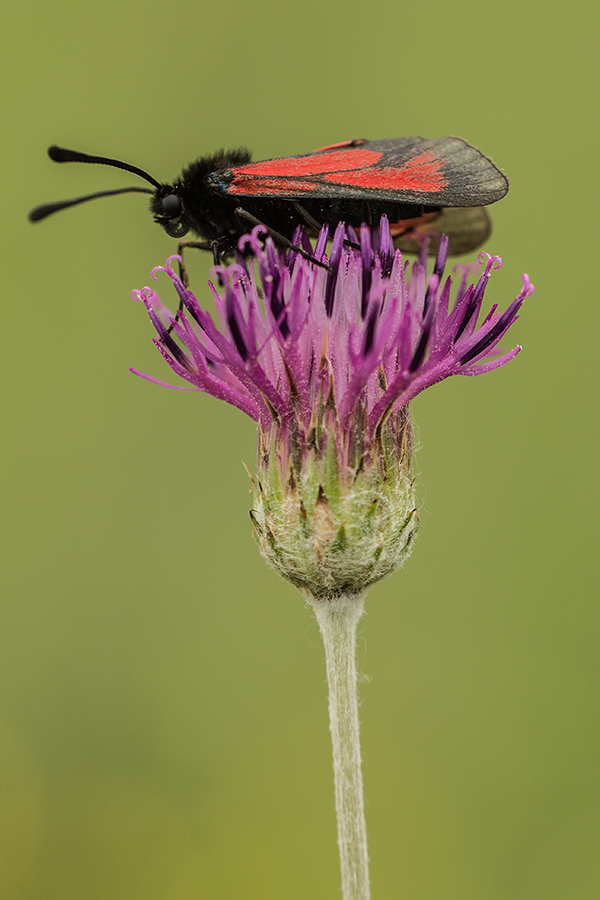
[233,207,332,272]
[291,201,323,232]
[176,240,217,288]
[162,239,224,339]
[291,201,360,250]
[293,199,389,253]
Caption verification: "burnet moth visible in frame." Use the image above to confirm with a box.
[29,137,508,262]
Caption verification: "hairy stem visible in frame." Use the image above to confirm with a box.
[309,593,370,900]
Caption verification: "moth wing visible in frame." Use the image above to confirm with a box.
[219,137,508,207]
[394,207,493,256]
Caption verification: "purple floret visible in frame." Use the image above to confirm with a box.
[132,218,533,452]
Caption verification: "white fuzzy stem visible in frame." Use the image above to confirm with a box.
[309,593,370,900]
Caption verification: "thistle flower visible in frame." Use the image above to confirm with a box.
[132,218,532,599]
[131,217,533,900]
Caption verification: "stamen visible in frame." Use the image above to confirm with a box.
[379,216,395,279]
[362,307,378,357]
[433,234,449,279]
[314,224,330,259]
[360,225,373,320]
[324,223,345,317]
[153,317,193,370]
[409,324,430,372]
[226,311,249,361]
[459,303,518,365]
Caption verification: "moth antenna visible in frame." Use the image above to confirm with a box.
[29,145,163,222]
[29,187,155,223]
[48,145,162,188]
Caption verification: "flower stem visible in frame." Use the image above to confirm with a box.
[309,593,370,900]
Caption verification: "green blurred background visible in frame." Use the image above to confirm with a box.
[1,0,598,897]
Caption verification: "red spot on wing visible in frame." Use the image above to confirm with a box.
[230,147,382,180]
[388,212,438,236]
[227,178,321,196]
[323,152,448,192]
[310,139,366,152]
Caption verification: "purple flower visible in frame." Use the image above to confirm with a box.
[132,218,533,598]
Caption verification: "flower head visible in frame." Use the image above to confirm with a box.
[132,218,533,598]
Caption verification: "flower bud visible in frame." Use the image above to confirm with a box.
[250,404,418,599]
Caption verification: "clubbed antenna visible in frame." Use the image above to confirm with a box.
[46,145,162,187]
[28,145,161,223]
